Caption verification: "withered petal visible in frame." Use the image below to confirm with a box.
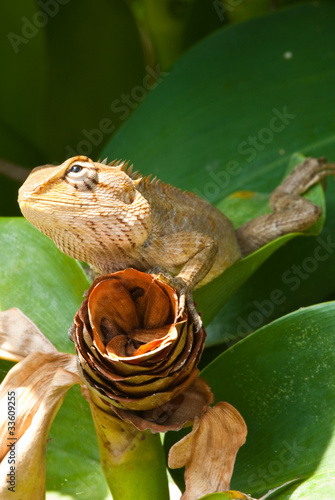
[135,281,171,328]
[168,402,247,500]
[128,325,171,344]
[106,335,128,358]
[104,364,195,397]
[132,326,177,356]
[107,326,178,365]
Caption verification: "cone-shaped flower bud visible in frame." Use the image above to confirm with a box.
[73,269,213,432]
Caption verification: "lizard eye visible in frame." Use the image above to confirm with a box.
[67,164,89,179]
[65,162,98,189]
[69,165,83,174]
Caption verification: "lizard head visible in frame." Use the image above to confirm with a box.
[18,156,152,271]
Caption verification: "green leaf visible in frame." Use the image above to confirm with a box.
[0,218,89,353]
[167,301,335,498]
[102,3,335,194]
[45,386,111,499]
[196,232,297,328]
[43,0,147,161]
[0,1,147,166]
[204,219,335,348]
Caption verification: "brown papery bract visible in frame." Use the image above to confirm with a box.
[73,269,213,432]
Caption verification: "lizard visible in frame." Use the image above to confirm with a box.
[18,155,335,330]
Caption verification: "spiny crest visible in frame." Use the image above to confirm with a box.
[140,174,195,198]
[100,157,196,198]
[103,158,141,180]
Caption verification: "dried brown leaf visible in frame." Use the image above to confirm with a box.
[0,351,80,499]
[168,402,247,500]
[0,308,56,362]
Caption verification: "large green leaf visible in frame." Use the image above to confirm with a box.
[0,1,147,164]
[102,2,335,192]
[101,1,335,347]
[167,301,335,498]
[0,218,168,499]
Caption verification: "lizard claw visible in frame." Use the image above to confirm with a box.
[174,279,203,332]
[184,293,203,333]
[178,290,186,318]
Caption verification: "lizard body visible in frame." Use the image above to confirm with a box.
[18,155,335,327]
[18,156,241,287]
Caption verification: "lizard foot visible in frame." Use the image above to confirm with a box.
[276,158,335,197]
[151,272,203,331]
[298,158,335,193]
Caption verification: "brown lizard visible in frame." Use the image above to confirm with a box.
[18,156,335,329]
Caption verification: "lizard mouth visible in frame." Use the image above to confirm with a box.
[19,197,112,210]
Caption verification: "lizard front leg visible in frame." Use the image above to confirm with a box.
[174,241,218,329]
[235,158,335,256]
[151,234,218,330]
